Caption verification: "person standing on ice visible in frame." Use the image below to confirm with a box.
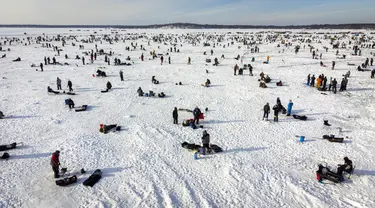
[141,53,144,61]
[82,56,85,65]
[67,80,73,92]
[168,56,171,64]
[119,70,124,81]
[160,55,164,65]
[234,64,238,76]
[44,56,47,65]
[332,61,336,70]
[193,107,202,125]
[310,75,315,87]
[287,100,293,116]
[249,64,253,76]
[332,78,337,94]
[50,150,60,178]
[56,77,62,90]
[40,63,43,72]
[307,74,310,85]
[371,58,373,66]
[263,103,270,120]
[339,78,345,92]
[188,57,191,65]
[276,97,281,107]
[173,107,178,124]
[273,104,280,122]
[201,130,210,154]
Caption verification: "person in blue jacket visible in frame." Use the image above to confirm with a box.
[287,100,293,116]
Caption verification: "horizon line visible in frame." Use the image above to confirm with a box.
[0,22,374,27]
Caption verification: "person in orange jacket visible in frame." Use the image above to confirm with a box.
[316,77,322,89]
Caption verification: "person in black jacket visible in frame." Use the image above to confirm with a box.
[273,104,280,122]
[263,103,270,120]
[276,97,281,107]
[339,78,345,92]
[173,107,178,124]
[119,70,124,81]
[67,80,73,92]
[137,87,144,96]
[40,63,43,72]
[68,98,75,109]
[202,130,210,154]
[337,157,353,176]
[106,81,112,90]
[310,75,315,87]
[193,107,201,124]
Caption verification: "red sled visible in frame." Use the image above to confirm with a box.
[199,113,204,120]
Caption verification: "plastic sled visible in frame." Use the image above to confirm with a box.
[56,175,77,186]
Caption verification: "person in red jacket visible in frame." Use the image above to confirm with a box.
[50,150,60,178]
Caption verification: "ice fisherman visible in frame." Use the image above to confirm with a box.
[50,150,60,178]
[287,100,293,116]
[202,130,211,154]
[173,107,178,124]
[263,103,270,120]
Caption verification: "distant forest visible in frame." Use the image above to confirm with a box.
[0,23,374,29]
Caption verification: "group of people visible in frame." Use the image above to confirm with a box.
[307,74,349,94]
[262,98,293,122]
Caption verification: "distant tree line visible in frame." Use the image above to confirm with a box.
[0,23,374,30]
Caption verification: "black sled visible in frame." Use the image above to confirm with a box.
[293,115,307,121]
[323,135,344,143]
[83,169,102,187]
[316,164,343,183]
[75,105,88,112]
[56,175,77,186]
[0,142,19,151]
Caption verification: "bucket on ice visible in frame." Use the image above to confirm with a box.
[194,152,198,160]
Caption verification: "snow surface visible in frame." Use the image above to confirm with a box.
[0,28,375,208]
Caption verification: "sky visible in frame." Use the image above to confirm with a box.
[0,0,374,25]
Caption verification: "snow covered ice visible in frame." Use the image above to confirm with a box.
[1,28,375,208]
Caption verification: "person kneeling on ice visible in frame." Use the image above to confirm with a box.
[204,79,211,87]
[0,111,4,119]
[106,81,112,90]
[337,157,353,176]
[152,76,159,84]
[137,87,144,96]
[67,98,75,109]
[50,150,60,178]
[201,130,211,155]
